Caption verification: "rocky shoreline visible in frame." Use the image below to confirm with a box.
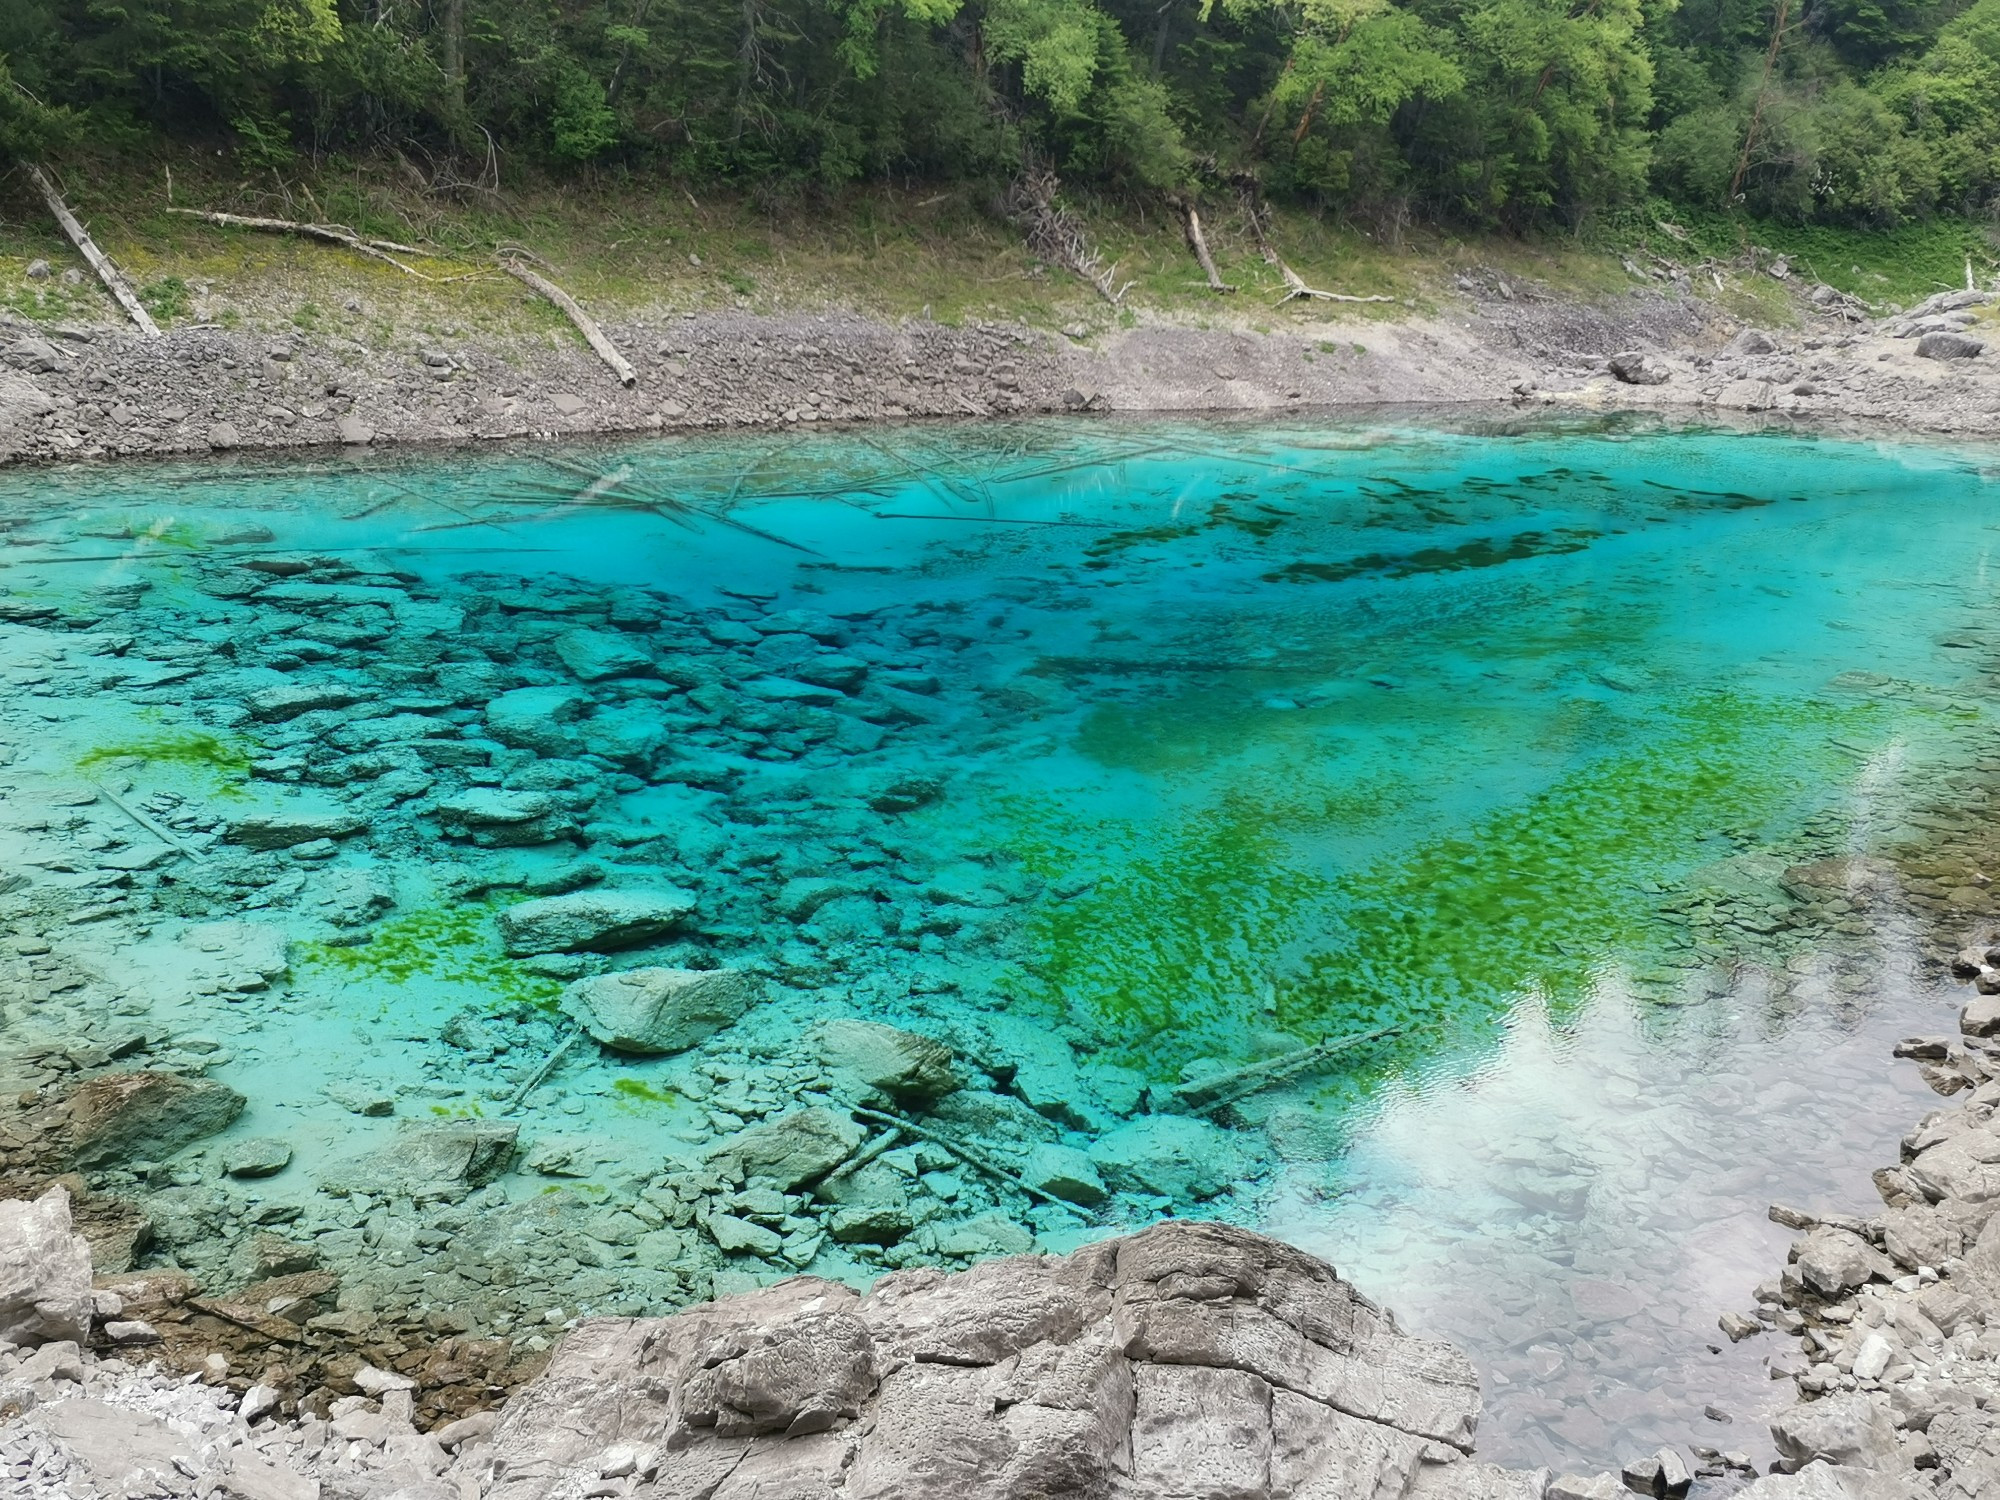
[0,278,1993,466]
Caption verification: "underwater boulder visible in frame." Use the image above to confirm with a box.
[59,1072,246,1169]
[1019,1142,1108,1207]
[553,629,654,682]
[1089,1115,1257,1203]
[713,1106,867,1191]
[497,888,697,955]
[319,1120,519,1200]
[486,685,592,757]
[223,809,368,851]
[435,788,577,847]
[560,967,762,1055]
[811,1019,959,1106]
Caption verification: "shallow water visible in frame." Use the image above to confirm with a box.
[1,413,1996,1472]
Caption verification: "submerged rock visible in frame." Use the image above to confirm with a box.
[0,1186,93,1346]
[560,966,761,1054]
[60,1071,246,1168]
[320,1120,519,1198]
[714,1106,867,1190]
[497,889,697,955]
[1089,1114,1257,1203]
[811,1018,959,1105]
[471,1220,1486,1500]
[486,684,591,756]
[223,809,369,851]
[554,628,653,681]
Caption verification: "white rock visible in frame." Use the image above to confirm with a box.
[0,1188,93,1347]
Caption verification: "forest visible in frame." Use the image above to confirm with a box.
[0,0,1997,239]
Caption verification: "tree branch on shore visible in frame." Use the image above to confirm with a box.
[27,165,160,338]
[163,208,439,279]
[497,257,639,387]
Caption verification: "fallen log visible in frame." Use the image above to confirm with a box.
[499,258,638,387]
[1171,195,1236,294]
[164,208,433,279]
[846,1103,1092,1218]
[27,165,160,338]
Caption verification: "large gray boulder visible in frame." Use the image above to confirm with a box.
[1916,331,1985,360]
[1770,1393,1902,1471]
[498,889,697,955]
[560,967,761,1054]
[319,1120,519,1199]
[0,1186,94,1346]
[462,1220,1487,1500]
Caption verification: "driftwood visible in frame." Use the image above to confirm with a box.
[93,783,203,861]
[164,208,434,279]
[1238,183,1395,308]
[27,165,160,338]
[500,258,638,387]
[501,1028,585,1113]
[1172,195,1236,293]
[1006,165,1131,306]
[1160,1023,1403,1117]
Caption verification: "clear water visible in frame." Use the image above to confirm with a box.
[1,413,1995,1472]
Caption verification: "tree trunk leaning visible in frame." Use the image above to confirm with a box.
[1172,194,1236,293]
[28,165,160,339]
[499,258,638,387]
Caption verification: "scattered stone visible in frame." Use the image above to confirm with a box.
[1770,1392,1901,1471]
[1719,1310,1762,1342]
[498,889,698,955]
[1608,351,1670,385]
[223,1136,294,1178]
[335,414,374,444]
[560,966,761,1054]
[1019,1141,1109,1207]
[1619,1447,1692,1497]
[1917,331,1984,361]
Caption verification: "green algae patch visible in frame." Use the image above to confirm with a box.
[80,731,254,790]
[1004,689,1886,1082]
[299,901,562,1010]
[612,1077,677,1106]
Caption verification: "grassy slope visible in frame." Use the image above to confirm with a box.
[0,156,1991,346]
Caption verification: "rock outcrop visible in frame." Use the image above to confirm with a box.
[464,1220,1528,1500]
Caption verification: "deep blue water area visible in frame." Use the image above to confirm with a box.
[1,412,1996,1470]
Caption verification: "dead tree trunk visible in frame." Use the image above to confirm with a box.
[1005,165,1131,305]
[1237,180,1394,307]
[1171,194,1236,293]
[28,165,160,338]
[499,258,638,387]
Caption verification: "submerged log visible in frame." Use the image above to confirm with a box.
[27,165,160,338]
[499,258,638,387]
[1161,1023,1403,1116]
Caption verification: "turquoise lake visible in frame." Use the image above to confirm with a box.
[0,412,1994,1471]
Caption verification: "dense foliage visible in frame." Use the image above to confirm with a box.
[1,0,1997,230]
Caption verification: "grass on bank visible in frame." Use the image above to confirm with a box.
[0,154,1993,347]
